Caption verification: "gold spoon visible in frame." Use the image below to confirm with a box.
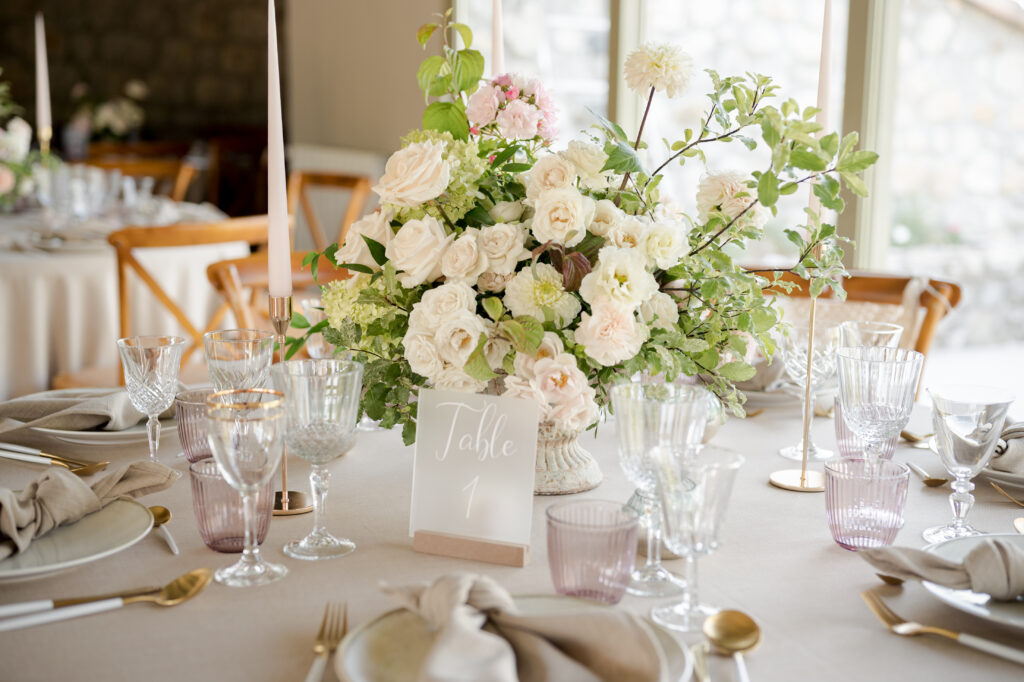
[876,574,905,586]
[149,506,179,555]
[990,482,1024,508]
[906,462,948,488]
[900,430,934,443]
[1014,518,1024,534]
[703,610,760,682]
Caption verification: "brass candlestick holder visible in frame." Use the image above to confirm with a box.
[269,295,313,515]
[38,126,52,157]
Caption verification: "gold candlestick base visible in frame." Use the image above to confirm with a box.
[769,469,825,492]
[269,294,313,516]
[38,126,52,157]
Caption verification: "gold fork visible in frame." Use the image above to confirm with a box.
[990,482,1024,508]
[861,590,1024,664]
[304,602,347,682]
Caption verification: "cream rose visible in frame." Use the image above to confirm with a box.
[385,215,453,288]
[333,209,393,270]
[373,141,451,207]
[513,331,565,379]
[530,187,595,248]
[402,329,443,380]
[526,154,577,202]
[433,364,488,393]
[412,281,477,329]
[562,140,609,190]
[477,271,514,293]
[639,291,680,330]
[641,220,688,270]
[575,300,648,366]
[548,384,600,431]
[589,199,624,237]
[489,200,525,223]
[433,312,489,368]
[533,353,589,405]
[440,228,489,284]
[502,375,552,420]
[478,222,529,275]
[483,334,512,370]
[608,215,648,249]
[579,246,658,310]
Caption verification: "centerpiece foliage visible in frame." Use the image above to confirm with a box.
[0,69,37,211]
[293,10,877,445]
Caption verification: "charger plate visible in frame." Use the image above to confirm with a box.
[922,534,1024,631]
[0,498,153,582]
[335,594,692,682]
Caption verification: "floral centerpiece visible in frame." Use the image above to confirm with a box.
[69,79,148,142]
[294,12,876,493]
[0,70,35,212]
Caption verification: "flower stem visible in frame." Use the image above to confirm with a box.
[617,86,656,197]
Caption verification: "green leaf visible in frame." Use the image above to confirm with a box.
[839,170,869,197]
[291,312,310,329]
[361,235,387,266]
[416,22,439,47]
[838,131,859,160]
[757,172,779,207]
[789,149,827,171]
[401,419,416,446]
[500,317,543,354]
[340,262,374,275]
[601,141,644,174]
[718,361,757,382]
[489,144,519,167]
[502,162,531,173]
[810,277,826,298]
[751,308,777,332]
[416,55,446,97]
[760,119,780,148]
[676,337,709,353]
[482,296,503,322]
[464,334,497,381]
[452,49,485,93]
[463,204,495,226]
[423,101,469,141]
[820,132,839,158]
[779,182,798,195]
[449,22,473,48]
[585,106,629,142]
[837,150,878,173]
[301,251,318,267]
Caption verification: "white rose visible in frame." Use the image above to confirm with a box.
[513,331,565,379]
[433,312,489,368]
[562,140,610,190]
[478,222,529,275]
[373,141,451,207]
[579,246,658,310]
[433,363,488,393]
[548,384,600,431]
[589,199,624,237]
[503,263,582,328]
[639,291,680,330]
[489,200,525,223]
[696,171,760,223]
[575,300,648,366]
[385,216,453,288]
[440,228,489,284]
[334,209,393,270]
[0,117,32,163]
[477,271,514,293]
[608,215,648,249]
[641,220,688,270]
[531,188,595,248]
[402,329,443,380]
[412,281,477,329]
[533,352,589,405]
[526,154,577,203]
[483,334,512,370]
[721,194,769,231]
[502,375,552,420]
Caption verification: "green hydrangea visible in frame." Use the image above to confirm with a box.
[394,129,488,225]
[320,274,389,349]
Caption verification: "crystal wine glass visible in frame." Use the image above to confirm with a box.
[653,445,744,631]
[203,329,275,391]
[778,323,840,461]
[205,388,288,587]
[272,359,363,560]
[610,381,708,597]
[836,347,924,461]
[835,322,903,457]
[116,335,185,461]
[922,385,1014,543]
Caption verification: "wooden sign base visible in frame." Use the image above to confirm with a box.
[413,530,530,567]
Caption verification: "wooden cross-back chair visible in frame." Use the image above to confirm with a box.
[286,170,373,251]
[50,216,272,390]
[206,251,349,333]
[758,269,962,357]
[85,157,198,202]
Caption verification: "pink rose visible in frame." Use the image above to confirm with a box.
[496,99,541,140]
[466,85,501,127]
[493,74,513,87]
[0,166,15,194]
[506,86,519,100]
[575,300,648,366]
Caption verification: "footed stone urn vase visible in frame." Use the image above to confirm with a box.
[533,420,602,495]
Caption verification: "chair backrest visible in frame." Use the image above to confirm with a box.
[757,269,961,356]
[206,252,349,332]
[107,215,271,365]
[286,170,373,251]
[86,157,198,202]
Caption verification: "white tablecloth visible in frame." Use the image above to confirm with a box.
[0,396,1021,681]
[0,208,249,400]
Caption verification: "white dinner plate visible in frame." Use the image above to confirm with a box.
[0,498,153,582]
[31,420,174,446]
[336,594,692,682]
[977,467,1024,496]
[921,534,1024,631]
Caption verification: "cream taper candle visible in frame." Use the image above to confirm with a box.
[267,0,291,298]
[808,0,831,214]
[34,13,52,140]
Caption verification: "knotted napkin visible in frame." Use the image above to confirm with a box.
[860,539,1024,600]
[0,461,179,560]
[381,574,664,682]
[0,388,169,436]
[990,422,1024,474]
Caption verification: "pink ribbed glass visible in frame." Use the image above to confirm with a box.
[189,459,273,553]
[546,500,639,604]
[834,398,898,459]
[175,389,214,462]
[825,459,909,551]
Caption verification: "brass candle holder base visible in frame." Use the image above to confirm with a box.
[769,469,825,492]
[38,127,52,156]
[273,490,313,515]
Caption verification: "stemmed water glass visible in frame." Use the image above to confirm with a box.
[273,359,363,560]
[836,347,924,461]
[834,322,903,458]
[610,381,708,597]
[116,335,185,461]
[203,329,275,391]
[300,299,334,359]
[653,445,744,631]
[205,388,288,587]
[778,324,840,461]
[922,385,1015,543]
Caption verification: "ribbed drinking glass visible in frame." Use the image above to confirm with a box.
[834,322,903,458]
[117,335,184,462]
[189,458,273,552]
[825,458,909,550]
[175,388,214,462]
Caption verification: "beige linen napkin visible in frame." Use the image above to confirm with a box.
[860,539,1024,600]
[0,461,180,560]
[0,388,166,436]
[382,573,663,682]
[990,422,1024,474]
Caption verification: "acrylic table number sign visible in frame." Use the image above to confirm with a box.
[410,388,539,567]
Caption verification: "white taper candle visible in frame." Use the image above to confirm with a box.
[34,13,52,139]
[267,0,291,297]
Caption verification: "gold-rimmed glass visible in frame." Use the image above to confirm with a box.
[205,388,287,587]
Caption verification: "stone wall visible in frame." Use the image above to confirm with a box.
[0,0,283,138]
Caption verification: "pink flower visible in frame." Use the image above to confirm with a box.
[466,85,501,127]
[0,166,15,194]
[574,300,647,366]
[488,154,496,163]
[506,86,519,100]
[496,99,541,140]
[470,126,481,135]
[493,74,513,87]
